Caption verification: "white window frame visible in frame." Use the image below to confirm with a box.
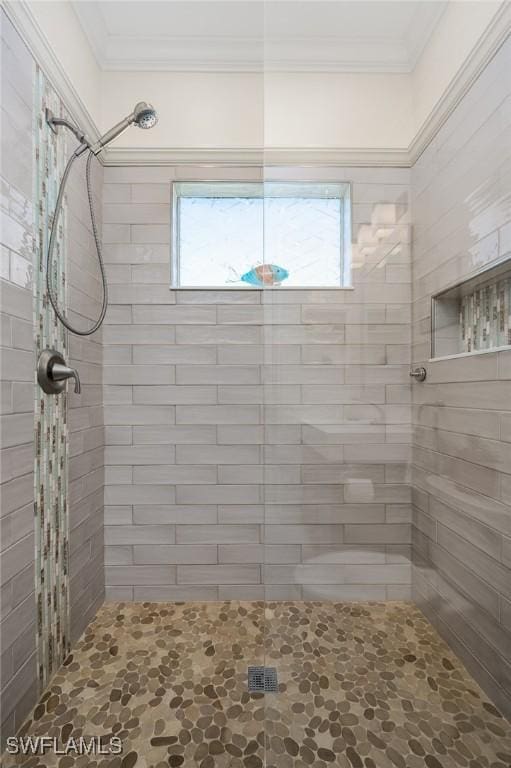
[170,178,352,289]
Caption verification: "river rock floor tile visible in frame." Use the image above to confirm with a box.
[2,601,510,768]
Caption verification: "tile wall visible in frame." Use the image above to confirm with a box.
[0,9,38,741]
[102,165,412,601]
[65,144,105,645]
[411,36,511,716]
[0,9,104,741]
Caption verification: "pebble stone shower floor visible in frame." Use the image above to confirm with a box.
[3,601,511,768]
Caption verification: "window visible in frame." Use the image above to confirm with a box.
[171,181,351,288]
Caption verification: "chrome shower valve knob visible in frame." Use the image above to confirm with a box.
[37,349,81,394]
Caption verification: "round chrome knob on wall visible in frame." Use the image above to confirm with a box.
[409,367,427,382]
[37,349,81,394]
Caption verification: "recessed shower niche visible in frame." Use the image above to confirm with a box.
[431,258,511,358]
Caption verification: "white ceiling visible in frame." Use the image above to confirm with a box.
[72,0,448,73]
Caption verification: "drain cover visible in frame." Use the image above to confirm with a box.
[248,666,278,693]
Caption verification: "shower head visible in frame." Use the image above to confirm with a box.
[92,101,158,154]
[133,102,158,129]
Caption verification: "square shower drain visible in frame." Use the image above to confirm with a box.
[248,666,279,693]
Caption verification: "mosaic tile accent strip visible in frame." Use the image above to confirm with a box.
[33,65,70,691]
[460,274,511,352]
[3,601,510,767]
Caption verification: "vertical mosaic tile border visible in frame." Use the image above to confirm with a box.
[460,274,511,352]
[33,65,70,691]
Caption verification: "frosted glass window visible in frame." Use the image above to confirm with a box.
[172,181,351,288]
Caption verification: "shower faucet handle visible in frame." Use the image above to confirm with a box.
[37,349,81,394]
[51,362,81,394]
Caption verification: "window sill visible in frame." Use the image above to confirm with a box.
[170,285,355,291]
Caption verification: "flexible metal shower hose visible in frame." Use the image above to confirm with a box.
[46,149,108,336]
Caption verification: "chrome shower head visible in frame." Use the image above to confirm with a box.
[92,101,158,154]
[133,102,158,129]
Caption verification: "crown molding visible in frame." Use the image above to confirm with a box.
[2,0,101,148]
[86,34,416,74]
[404,1,447,71]
[409,2,511,165]
[72,0,444,75]
[105,147,265,167]
[66,0,108,73]
[104,146,411,168]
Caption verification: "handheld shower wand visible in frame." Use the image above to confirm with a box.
[91,102,158,155]
[46,102,158,336]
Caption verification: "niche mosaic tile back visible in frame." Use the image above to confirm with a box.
[460,275,511,352]
[3,601,510,768]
